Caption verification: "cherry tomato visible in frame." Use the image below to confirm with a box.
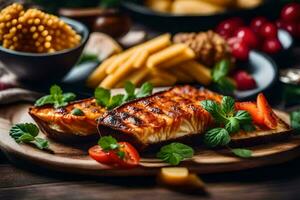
[276,19,285,29]
[89,145,113,164]
[230,41,250,61]
[215,17,244,38]
[234,27,259,49]
[250,16,268,33]
[280,3,300,23]
[259,22,278,38]
[233,70,257,91]
[262,38,282,54]
[282,22,299,37]
[109,142,140,168]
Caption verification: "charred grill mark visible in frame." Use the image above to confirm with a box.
[149,107,163,114]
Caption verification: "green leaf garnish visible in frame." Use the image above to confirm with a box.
[98,136,119,151]
[211,59,236,94]
[204,128,231,148]
[71,108,84,116]
[200,96,254,158]
[157,142,194,165]
[35,85,76,109]
[94,82,153,110]
[291,110,300,134]
[9,123,49,150]
[231,148,252,158]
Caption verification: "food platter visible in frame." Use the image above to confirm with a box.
[0,100,299,176]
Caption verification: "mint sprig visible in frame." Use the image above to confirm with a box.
[201,96,253,158]
[10,123,49,150]
[95,81,153,110]
[157,142,194,165]
[35,85,76,108]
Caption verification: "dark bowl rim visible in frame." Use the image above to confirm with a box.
[0,17,89,57]
[121,0,271,18]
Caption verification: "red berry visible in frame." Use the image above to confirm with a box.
[231,41,250,61]
[283,22,298,37]
[233,70,257,91]
[234,27,259,49]
[259,22,278,38]
[280,3,300,23]
[276,20,285,29]
[216,17,244,38]
[250,16,268,33]
[262,38,282,54]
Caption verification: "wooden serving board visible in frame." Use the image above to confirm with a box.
[0,103,299,176]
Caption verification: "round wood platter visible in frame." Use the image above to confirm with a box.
[0,103,299,176]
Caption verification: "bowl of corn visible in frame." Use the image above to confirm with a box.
[0,3,89,83]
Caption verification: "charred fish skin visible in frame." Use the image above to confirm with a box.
[98,85,221,150]
[29,98,106,142]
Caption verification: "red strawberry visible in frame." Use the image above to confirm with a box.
[256,93,277,129]
[233,70,257,90]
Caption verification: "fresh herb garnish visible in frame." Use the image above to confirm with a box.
[231,148,252,158]
[157,142,194,165]
[212,59,236,94]
[35,85,76,109]
[98,136,125,159]
[291,110,300,133]
[10,123,49,150]
[201,96,253,158]
[95,81,153,109]
[71,108,84,116]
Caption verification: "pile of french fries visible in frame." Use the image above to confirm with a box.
[87,34,212,89]
[145,0,263,15]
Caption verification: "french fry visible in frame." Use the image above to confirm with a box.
[150,68,177,84]
[99,52,137,88]
[177,61,211,85]
[171,0,225,15]
[158,47,195,68]
[115,67,149,88]
[106,50,134,74]
[86,55,116,88]
[147,44,187,68]
[148,77,176,87]
[133,50,149,68]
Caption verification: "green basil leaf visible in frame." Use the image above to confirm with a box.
[231,148,252,158]
[216,77,236,94]
[117,151,125,159]
[98,136,119,151]
[34,95,54,107]
[291,110,300,133]
[204,128,231,148]
[62,93,76,102]
[71,108,84,116]
[200,100,227,124]
[136,82,153,98]
[212,59,230,82]
[157,142,194,165]
[235,110,252,124]
[33,137,49,150]
[95,87,111,107]
[50,84,63,96]
[108,94,125,109]
[10,123,39,139]
[17,133,35,143]
[221,96,235,117]
[124,81,136,99]
[225,117,240,134]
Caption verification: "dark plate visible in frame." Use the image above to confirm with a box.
[121,0,275,33]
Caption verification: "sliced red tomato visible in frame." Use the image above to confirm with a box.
[235,101,264,126]
[109,142,140,168]
[256,93,277,129]
[88,145,113,164]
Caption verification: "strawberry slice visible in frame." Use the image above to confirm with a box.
[235,101,264,126]
[256,93,277,129]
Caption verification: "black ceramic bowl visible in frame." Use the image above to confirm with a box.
[121,0,275,33]
[0,17,89,83]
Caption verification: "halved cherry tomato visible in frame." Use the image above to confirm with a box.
[256,93,277,129]
[109,142,140,168]
[88,145,113,164]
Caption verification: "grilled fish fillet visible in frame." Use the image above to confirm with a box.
[98,86,222,149]
[98,85,291,150]
[29,98,106,142]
